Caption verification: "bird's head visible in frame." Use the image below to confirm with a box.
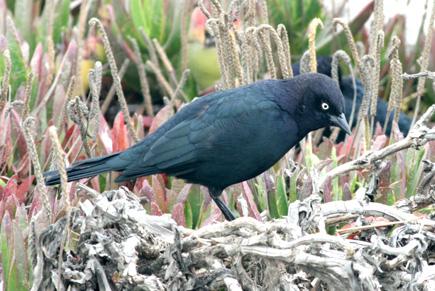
[292,73,351,137]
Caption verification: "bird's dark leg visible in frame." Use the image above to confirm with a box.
[208,188,236,221]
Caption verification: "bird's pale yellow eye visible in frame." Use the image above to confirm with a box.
[321,102,329,111]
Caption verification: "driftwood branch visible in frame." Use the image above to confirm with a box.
[31,187,435,290]
[319,105,435,188]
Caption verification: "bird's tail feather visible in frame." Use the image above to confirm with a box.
[44,153,121,186]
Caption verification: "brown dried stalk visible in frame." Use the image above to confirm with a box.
[353,55,375,158]
[245,27,260,82]
[74,0,90,95]
[239,0,256,27]
[101,59,130,115]
[238,31,252,85]
[130,38,153,116]
[384,37,403,133]
[416,160,435,197]
[402,71,435,80]
[257,0,269,24]
[140,28,159,66]
[46,0,56,85]
[153,39,178,87]
[89,18,138,142]
[61,76,76,130]
[207,16,243,89]
[173,69,190,102]
[46,126,73,291]
[299,51,311,74]
[307,18,323,73]
[331,50,357,136]
[277,24,293,78]
[319,104,435,188]
[22,117,52,221]
[412,0,435,126]
[209,0,224,17]
[219,15,243,87]
[257,24,291,79]
[198,0,211,18]
[34,42,75,114]
[146,60,175,98]
[368,0,384,56]
[88,61,102,140]
[206,19,229,88]
[333,18,361,69]
[331,50,350,85]
[357,55,375,121]
[270,25,292,79]
[22,72,33,118]
[370,31,384,133]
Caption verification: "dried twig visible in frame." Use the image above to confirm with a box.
[173,69,190,102]
[402,71,435,80]
[36,187,435,290]
[153,38,178,87]
[130,38,154,116]
[299,51,311,75]
[319,105,435,188]
[100,59,130,115]
[146,60,175,99]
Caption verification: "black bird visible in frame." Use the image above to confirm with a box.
[292,56,411,140]
[44,73,351,221]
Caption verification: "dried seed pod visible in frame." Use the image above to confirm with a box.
[23,117,51,221]
[333,18,361,70]
[277,24,293,78]
[307,18,324,73]
[370,31,384,133]
[332,50,357,129]
[300,51,311,75]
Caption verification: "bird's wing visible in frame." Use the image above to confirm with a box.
[122,88,276,177]
[116,83,282,181]
[147,92,279,167]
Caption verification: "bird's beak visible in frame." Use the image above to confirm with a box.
[330,113,352,135]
